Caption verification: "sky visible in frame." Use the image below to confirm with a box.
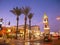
[0,0,60,32]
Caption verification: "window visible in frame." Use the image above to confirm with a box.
[45,25,47,28]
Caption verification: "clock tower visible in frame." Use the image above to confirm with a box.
[43,13,50,36]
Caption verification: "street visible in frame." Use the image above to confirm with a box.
[0,39,60,45]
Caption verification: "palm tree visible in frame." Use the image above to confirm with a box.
[28,13,33,39]
[10,7,22,39]
[22,6,30,40]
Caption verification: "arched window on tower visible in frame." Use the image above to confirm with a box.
[45,25,47,28]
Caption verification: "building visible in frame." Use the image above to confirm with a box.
[31,25,40,39]
[9,25,41,40]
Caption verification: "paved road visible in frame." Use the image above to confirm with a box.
[0,39,60,45]
[9,39,60,45]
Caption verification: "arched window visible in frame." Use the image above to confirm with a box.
[45,25,47,28]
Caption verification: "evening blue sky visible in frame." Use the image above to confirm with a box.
[0,0,60,32]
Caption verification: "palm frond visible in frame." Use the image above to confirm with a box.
[10,10,16,15]
[22,6,31,15]
[28,13,33,19]
[10,7,22,16]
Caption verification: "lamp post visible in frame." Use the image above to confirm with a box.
[0,18,3,30]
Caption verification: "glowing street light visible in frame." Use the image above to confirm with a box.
[7,29,11,33]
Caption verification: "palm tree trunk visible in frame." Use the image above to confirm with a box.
[29,19,31,30]
[16,16,19,39]
[29,19,31,39]
[24,16,27,40]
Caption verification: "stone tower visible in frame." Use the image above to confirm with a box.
[43,13,50,36]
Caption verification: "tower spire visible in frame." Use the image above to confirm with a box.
[43,13,48,19]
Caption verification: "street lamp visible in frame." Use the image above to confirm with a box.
[0,18,3,30]
[7,29,11,33]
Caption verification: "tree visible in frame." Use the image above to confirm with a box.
[28,13,33,39]
[22,6,30,40]
[10,7,22,39]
